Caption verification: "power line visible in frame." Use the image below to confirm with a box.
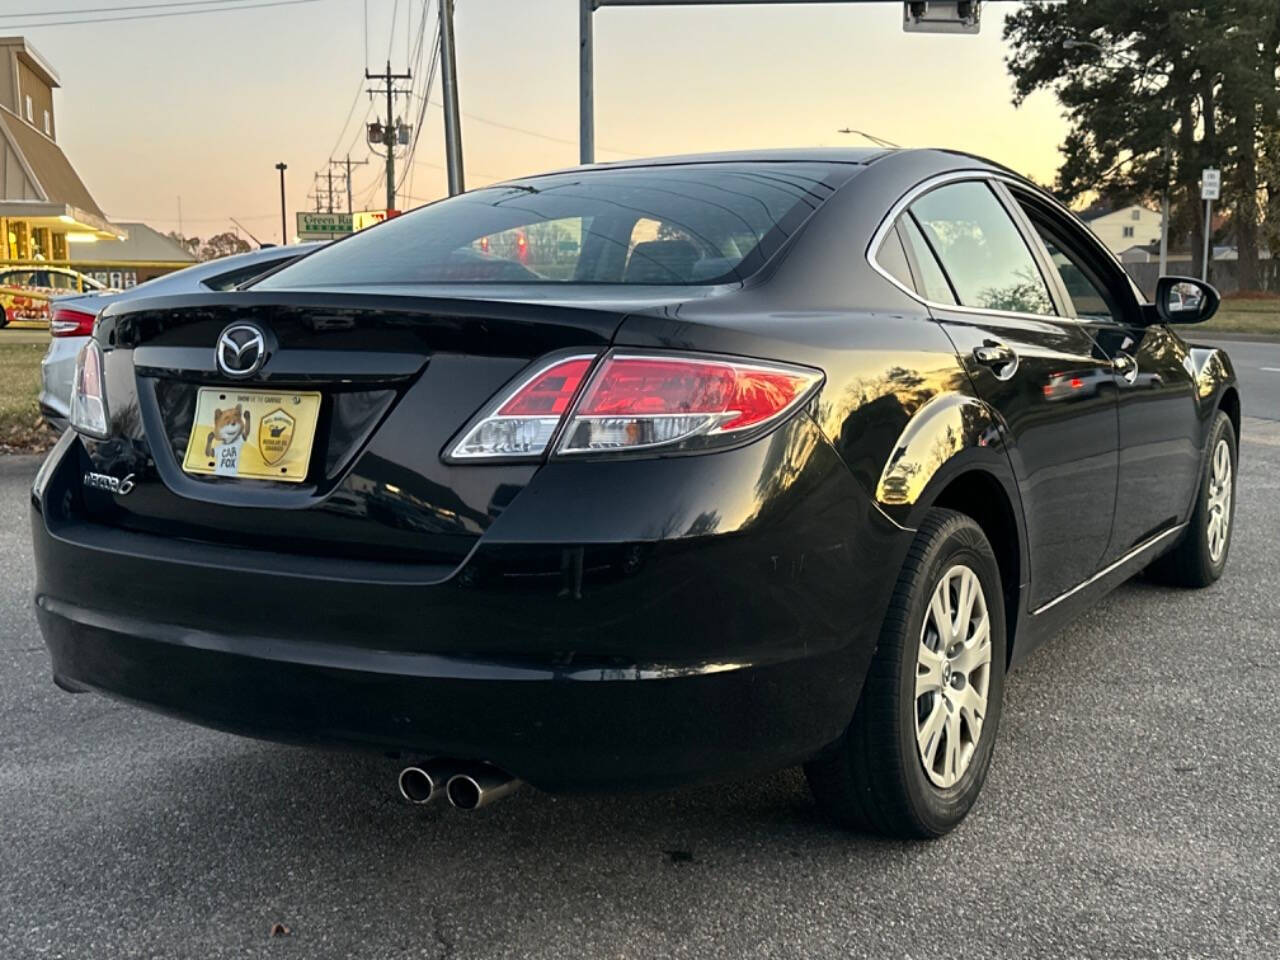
[7,0,272,17]
[425,99,642,158]
[1,0,319,28]
[325,78,368,163]
[108,212,279,223]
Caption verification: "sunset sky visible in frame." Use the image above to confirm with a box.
[14,0,1070,243]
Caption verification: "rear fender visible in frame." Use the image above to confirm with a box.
[874,391,1028,576]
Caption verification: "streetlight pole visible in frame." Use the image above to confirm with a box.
[275,162,288,245]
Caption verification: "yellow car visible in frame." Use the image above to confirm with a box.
[0,266,109,328]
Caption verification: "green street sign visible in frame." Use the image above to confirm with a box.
[296,212,353,238]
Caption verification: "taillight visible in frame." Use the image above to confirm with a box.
[70,340,110,439]
[558,354,822,455]
[449,355,595,459]
[448,351,822,461]
[50,304,97,338]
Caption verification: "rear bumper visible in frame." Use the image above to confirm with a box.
[38,592,864,791]
[32,422,906,791]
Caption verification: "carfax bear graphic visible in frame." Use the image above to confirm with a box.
[204,404,250,461]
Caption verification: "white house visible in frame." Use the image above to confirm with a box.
[1078,203,1162,255]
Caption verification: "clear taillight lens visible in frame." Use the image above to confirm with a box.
[558,354,822,455]
[69,340,110,439]
[449,355,594,459]
[50,305,97,338]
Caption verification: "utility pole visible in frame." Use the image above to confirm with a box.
[440,0,465,194]
[330,155,369,214]
[366,60,412,212]
[1158,139,1169,278]
[275,162,288,245]
[326,167,336,215]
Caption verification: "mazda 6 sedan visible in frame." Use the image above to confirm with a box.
[32,149,1239,837]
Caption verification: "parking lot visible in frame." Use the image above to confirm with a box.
[0,416,1273,959]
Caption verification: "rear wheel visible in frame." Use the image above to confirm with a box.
[1147,410,1236,588]
[806,509,1006,838]
[0,307,8,329]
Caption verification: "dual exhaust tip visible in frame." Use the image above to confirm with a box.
[398,761,520,811]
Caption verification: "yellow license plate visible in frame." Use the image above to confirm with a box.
[182,388,321,483]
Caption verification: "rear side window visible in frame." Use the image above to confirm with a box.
[909,181,1055,316]
[875,224,915,292]
[257,162,855,288]
[898,214,957,305]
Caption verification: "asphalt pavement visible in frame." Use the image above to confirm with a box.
[2,423,1278,959]
[1198,337,1280,420]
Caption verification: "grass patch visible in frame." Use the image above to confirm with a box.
[0,342,55,452]
[1201,295,1280,336]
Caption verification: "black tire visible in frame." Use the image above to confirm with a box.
[0,308,8,329]
[1147,410,1237,588]
[806,508,1006,838]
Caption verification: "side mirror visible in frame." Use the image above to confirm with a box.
[1153,276,1220,325]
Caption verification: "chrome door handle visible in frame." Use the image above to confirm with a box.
[1113,352,1139,384]
[973,343,1019,380]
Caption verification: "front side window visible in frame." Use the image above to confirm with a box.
[909,181,1055,316]
[257,162,854,289]
[1014,200,1125,324]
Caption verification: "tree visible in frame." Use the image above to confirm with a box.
[1004,1,1280,289]
[165,231,201,258]
[198,231,251,261]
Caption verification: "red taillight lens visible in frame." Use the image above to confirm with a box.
[559,354,822,455]
[50,305,97,337]
[450,355,596,459]
[497,357,591,417]
[449,351,822,462]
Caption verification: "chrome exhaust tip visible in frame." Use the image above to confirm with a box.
[397,762,453,805]
[446,766,520,810]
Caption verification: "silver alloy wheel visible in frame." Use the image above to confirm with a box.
[1206,437,1233,563]
[915,564,992,789]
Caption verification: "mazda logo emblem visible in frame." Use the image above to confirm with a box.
[215,323,268,378]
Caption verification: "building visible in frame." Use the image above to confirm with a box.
[70,221,196,288]
[0,36,125,262]
[1078,202,1161,256]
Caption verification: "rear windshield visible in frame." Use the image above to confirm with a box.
[256,162,855,288]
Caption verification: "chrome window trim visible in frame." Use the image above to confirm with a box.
[866,169,1140,327]
[1029,523,1186,616]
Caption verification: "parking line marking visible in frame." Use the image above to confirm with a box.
[1261,366,1280,373]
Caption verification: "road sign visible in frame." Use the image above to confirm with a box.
[902,1,981,34]
[1201,168,1221,201]
[352,210,392,231]
[296,212,352,239]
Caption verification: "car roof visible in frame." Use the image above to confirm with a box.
[491,147,894,183]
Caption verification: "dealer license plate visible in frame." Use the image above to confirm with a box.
[181,388,321,483]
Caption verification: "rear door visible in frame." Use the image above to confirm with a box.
[1006,186,1202,564]
[891,177,1120,610]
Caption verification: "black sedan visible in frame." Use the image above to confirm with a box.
[33,149,1239,837]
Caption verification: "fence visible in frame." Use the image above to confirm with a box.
[1123,259,1280,298]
